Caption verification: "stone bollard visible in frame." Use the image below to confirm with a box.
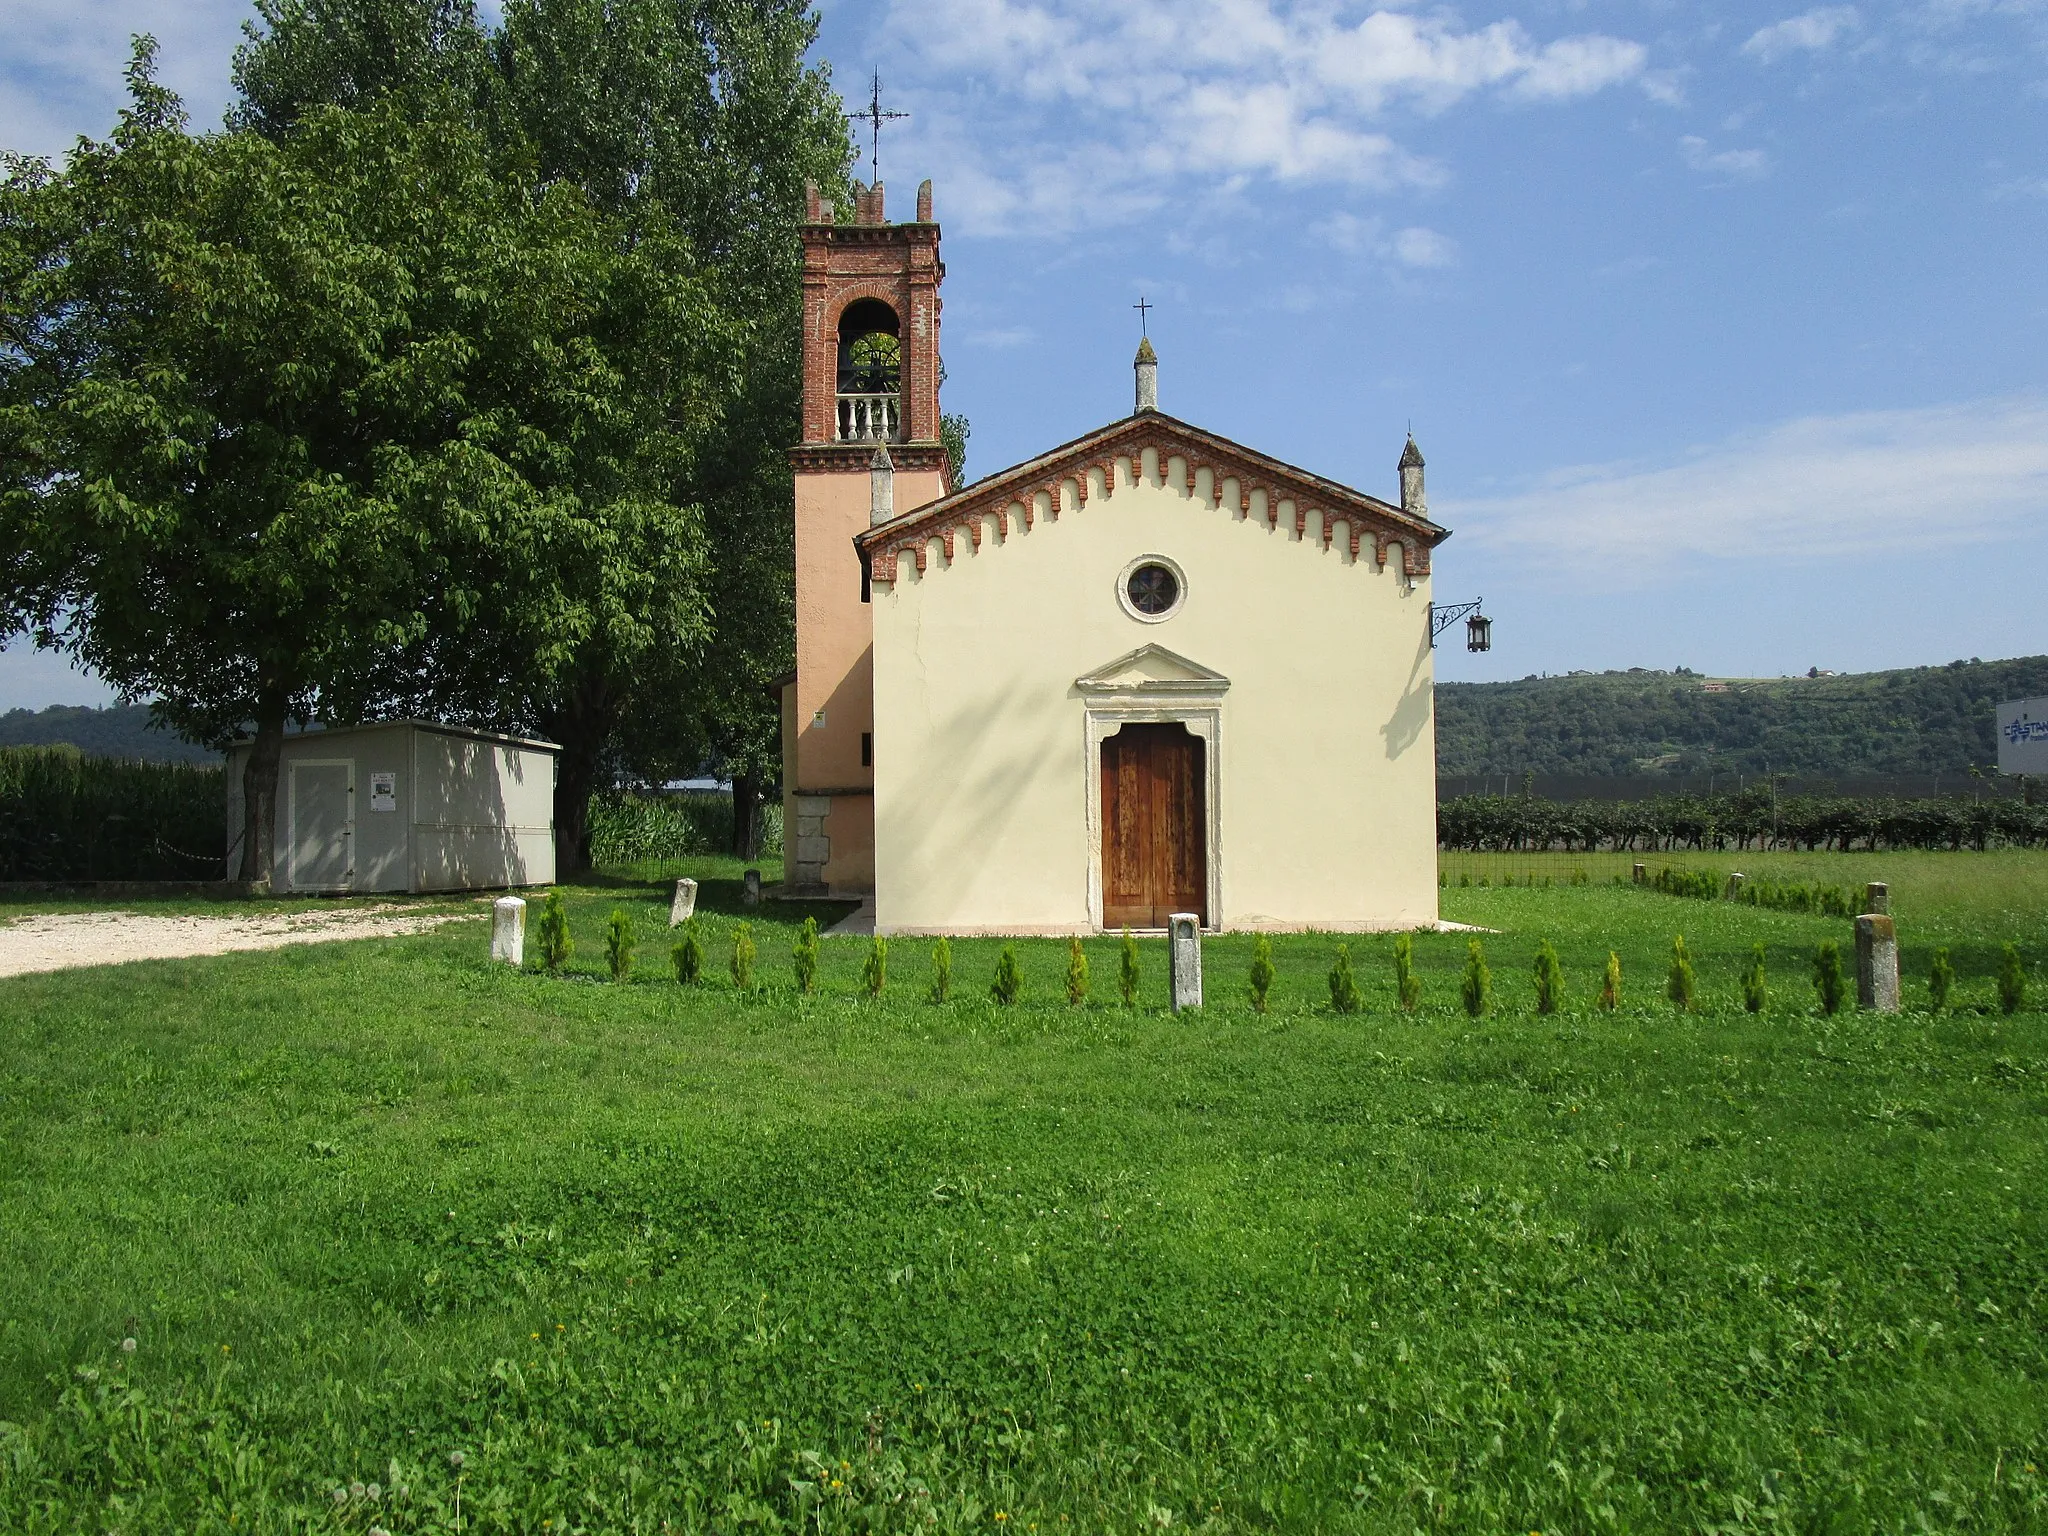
[1864,882,1889,915]
[741,868,761,907]
[1855,913,1900,1013]
[1632,862,1646,885]
[1168,913,1203,1012]
[670,877,698,927]
[491,896,526,967]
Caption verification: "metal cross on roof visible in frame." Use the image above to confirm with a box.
[1134,295,1152,336]
[848,72,909,188]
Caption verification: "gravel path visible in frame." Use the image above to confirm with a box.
[0,905,473,979]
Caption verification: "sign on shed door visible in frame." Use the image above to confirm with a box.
[290,761,354,890]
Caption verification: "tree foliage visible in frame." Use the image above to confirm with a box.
[1436,656,2048,779]
[3,45,698,881]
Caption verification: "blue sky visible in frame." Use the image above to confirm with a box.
[3,0,2045,709]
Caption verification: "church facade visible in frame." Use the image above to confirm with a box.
[781,181,1449,934]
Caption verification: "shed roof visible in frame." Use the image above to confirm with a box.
[227,718,560,754]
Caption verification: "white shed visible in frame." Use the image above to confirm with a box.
[225,720,558,893]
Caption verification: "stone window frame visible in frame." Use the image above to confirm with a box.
[1115,552,1188,625]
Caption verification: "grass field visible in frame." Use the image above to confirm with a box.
[2,858,2045,1532]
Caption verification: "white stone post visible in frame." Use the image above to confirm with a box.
[1169,913,1202,1012]
[1632,862,1647,885]
[742,868,762,907]
[1726,872,1747,900]
[1856,914,1900,1013]
[1864,882,1889,915]
[492,896,526,967]
[670,878,698,927]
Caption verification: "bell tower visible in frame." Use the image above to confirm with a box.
[781,177,947,896]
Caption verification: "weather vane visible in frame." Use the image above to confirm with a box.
[1134,295,1152,336]
[848,72,908,186]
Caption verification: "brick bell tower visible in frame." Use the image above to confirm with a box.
[781,177,947,896]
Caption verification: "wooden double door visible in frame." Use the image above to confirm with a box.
[1101,722,1207,930]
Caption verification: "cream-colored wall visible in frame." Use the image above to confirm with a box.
[870,447,1439,934]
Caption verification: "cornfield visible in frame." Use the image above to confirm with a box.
[0,746,225,880]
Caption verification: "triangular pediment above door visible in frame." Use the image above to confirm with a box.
[1075,643,1231,696]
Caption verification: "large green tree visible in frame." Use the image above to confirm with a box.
[234,0,853,860]
[0,43,721,882]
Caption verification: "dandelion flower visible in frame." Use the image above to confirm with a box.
[332,1489,348,1506]
[449,1451,465,1470]
[120,1338,137,1353]
[366,1483,381,1501]
[351,1482,367,1500]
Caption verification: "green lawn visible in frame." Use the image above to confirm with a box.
[2,861,2045,1532]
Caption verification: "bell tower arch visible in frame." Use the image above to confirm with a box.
[781,178,948,896]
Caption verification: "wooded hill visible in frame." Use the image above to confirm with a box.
[0,704,216,764]
[15,653,2048,781]
[1435,655,2048,778]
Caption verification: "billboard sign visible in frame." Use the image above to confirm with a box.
[1997,697,2048,775]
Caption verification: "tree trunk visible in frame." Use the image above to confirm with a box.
[237,694,287,889]
[730,771,763,861]
[553,739,601,877]
[546,672,619,878]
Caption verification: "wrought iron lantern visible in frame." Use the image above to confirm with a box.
[1428,598,1491,652]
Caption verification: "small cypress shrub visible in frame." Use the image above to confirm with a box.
[672,918,704,984]
[863,935,888,998]
[1249,933,1275,1014]
[1064,937,1089,1005]
[1999,943,2027,1015]
[1119,929,1140,1008]
[1813,940,1845,1016]
[1570,867,1590,887]
[1458,872,1471,888]
[730,922,756,990]
[1533,940,1564,1015]
[605,908,635,982]
[792,915,820,994]
[1599,951,1622,1011]
[1667,935,1696,1012]
[1741,942,1768,1014]
[536,890,573,973]
[1928,946,1954,1012]
[1461,940,1490,1017]
[1393,932,1420,1012]
[928,936,952,1003]
[991,945,1023,1006]
[1328,945,1361,1014]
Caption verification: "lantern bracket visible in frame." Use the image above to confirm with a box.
[1428,598,1486,649]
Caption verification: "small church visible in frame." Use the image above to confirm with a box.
[779,179,1450,934]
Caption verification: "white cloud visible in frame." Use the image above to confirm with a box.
[1447,397,2048,570]
[1742,7,1862,63]
[1313,211,1458,269]
[1681,135,1771,176]
[1389,225,1458,268]
[878,0,1649,233]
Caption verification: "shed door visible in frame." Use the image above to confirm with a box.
[290,761,354,891]
[1101,723,1206,930]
